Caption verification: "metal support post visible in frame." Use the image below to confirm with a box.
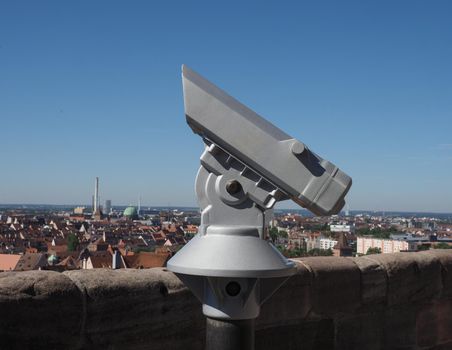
[206,317,254,350]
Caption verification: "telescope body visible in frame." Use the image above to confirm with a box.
[182,65,351,216]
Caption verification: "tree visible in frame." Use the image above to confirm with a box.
[286,247,306,258]
[357,226,394,239]
[276,245,291,257]
[278,230,288,238]
[276,245,334,258]
[307,223,329,231]
[417,244,430,251]
[268,227,288,242]
[67,233,79,252]
[434,242,452,249]
[366,247,381,255]
[133,246,156,253]
[268,227,279,242]
[308,248,333,256]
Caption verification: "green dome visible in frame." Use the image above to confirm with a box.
[123,206,138,219]
[47,254,58,265]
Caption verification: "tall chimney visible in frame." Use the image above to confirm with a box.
[94,177,99,214]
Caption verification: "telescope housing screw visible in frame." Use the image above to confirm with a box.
[226,180,242,195]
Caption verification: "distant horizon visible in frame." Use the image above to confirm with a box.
[1,202,451,216]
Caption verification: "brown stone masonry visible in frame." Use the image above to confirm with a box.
[0,250,451,350]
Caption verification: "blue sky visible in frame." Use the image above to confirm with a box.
[1,1,451,212]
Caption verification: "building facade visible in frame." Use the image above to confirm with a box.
[319,238,338,250]
[330,224,355,233]
[357,237,410,255]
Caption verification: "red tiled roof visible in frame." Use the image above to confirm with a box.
[124,252,169,269]
[0,254,21,271]
[89,255,112,268]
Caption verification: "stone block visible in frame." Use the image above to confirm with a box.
[365,252,442,306]
[384,306,417,349]
[256,318,334,350]
[296,257,361,316]
[352,256,387,305]
[435,300,452,345]
[415,300,452,348]
[416,302,439,348]
[428,341,452,350]
[64,268,205,350]
[258,260,312,327]
[0,270,83,350]
[422,250,452,298]
[335,311,384,350]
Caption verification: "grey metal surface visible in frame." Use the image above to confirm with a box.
[182,65,351,216]
[167,141,296,280]
[167,65,352,321]
[168,232,294,278]
[206,318,254,350]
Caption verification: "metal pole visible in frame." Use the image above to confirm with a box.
[206,317,254,350]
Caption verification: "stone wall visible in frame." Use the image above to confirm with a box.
[0,250,451,350]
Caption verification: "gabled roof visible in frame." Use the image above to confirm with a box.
[0,254,21,271]
[88,255,112,268]
[151,231,166,243]
[57,256,78,269]
[123,251,170,269]
[14,253,47,271]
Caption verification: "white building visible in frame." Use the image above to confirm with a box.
[74,206,86,214]
[319,238,338,250]
[357,237,410,255]
[330,224,355,233]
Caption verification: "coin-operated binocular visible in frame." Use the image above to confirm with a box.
[167,66,352,350]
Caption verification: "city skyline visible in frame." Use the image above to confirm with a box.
[1,1,452,212]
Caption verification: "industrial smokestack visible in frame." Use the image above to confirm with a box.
[94,177,99,214]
